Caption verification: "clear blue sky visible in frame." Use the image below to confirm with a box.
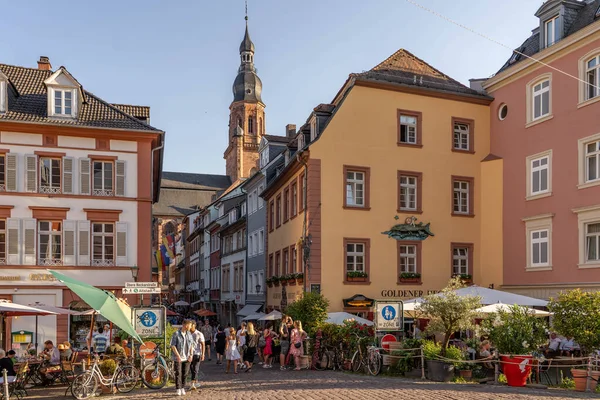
[2,0,540,175]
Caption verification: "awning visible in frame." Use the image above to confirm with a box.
[237,304,262,317]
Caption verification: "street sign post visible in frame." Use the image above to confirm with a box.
[134,307,165,338]
[123,287,161,294]
[374,301,403,332]
[125,282,158,288]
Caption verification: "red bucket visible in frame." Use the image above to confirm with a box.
[500,355,532,387]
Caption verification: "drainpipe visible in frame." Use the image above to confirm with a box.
[151,132,165,287]
[295,152,309,294]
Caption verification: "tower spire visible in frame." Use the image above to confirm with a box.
[245,0,248,22]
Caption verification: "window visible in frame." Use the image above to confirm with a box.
[92,223,114,266]
[248,116,254,134]
[210,233,219,253]
[533,80,550,120]
[229,209,237,224]
[451,118,474,153]
[299,174,305,212]
[344,238,370,283]
[39,221,62,266]
[53,89,72,116]
[269,200,275,231]
[268,254,274,277]
[258,229,264,254]
[529,154,550,197]
[39,157,61,194]
[531,230,549,267]
[276,195,282,227]
[248,193,254,214]
[398,171,422,213]
[241,202,246,216]
[545,16,560,47]
[260,149,269,168]
[249,235,254,257]
[397,241,422,283]
[275,251,281,276]
[283,248,289,274]
[291,245,297,273]
[585,55,600,100]
[258,185,265,208]
[452,176,474,216]
[91,161,113,196]
[298,134,305,149]
[343,166,370,209]
[586,223,600,263]
[0,220,5,264]
[586,140,600,183]
[291,182,298,217]
[0,154,5,191]
[451,243,473,276]
[310,117,317,142]
[283,188,289,223]
[498,104,508,120]
[397,110,422,147]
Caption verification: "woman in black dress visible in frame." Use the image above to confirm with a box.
[215,326,227,365]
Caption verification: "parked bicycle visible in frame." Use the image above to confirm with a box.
[70,355,139,399]
[140,346,175,389]
[351,335,382,376]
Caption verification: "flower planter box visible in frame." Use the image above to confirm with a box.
[399,278,420,284]
[274,281,280,287]
[281,280,288,286]
[287,279,296,286]
[267,282,273,288]
[426,359,454,382]
[347,276,367,282]
[500,355,531,387]
[458,369,472,379]
[296,278,304,285]
[461,279,473,285]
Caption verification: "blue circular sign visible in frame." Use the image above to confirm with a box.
[382,305,396,321]
[139,311,157,327]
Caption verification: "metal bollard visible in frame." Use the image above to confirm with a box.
[3,368,9,399]
[82,359,86,372]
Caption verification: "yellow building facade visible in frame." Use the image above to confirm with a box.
[263,50,500,316]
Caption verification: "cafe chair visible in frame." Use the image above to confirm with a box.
[1,362,29,400]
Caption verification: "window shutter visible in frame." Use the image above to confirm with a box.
[5,154,17,192]
[116,222,127,266]
[79,158,91,195]
[62,157,75,195]
[77,220,90,266]
[25,154,37,193]
[22,218,36,265]
[63,220,76,266]
[6,218,20,265]
[115,160,126,197]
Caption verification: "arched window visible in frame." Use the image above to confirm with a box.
[258,117,263,135]
[248,116,254,134]
[237,118,242,128]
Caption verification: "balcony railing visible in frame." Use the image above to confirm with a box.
[39,258,63,266]
[92,259,115,267]
[39,186,61,194]
[93,189,114,196]
[0,258,6,266]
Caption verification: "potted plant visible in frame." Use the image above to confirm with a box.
[346,271,368,282]
[548,289,600,392]
[273,276,281,287]
[482,304,547,387]
[284,274,296,286]
[421,340,464,382]
[294,272,304,284]
[266,277,275,288]
[457,362,473,380]
[399,272,421,283]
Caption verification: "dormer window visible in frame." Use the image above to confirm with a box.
[54,89,72,116]
[0,72,7,114]
[260,148,269,168]
[545,15,560,47]
[310,117,317,142]
[298,134,305,150]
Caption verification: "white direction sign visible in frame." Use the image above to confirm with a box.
[375,301,403,332]
[125,282,158,288]
[123,287,161,294]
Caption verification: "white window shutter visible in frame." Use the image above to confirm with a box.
[6,218,20,265]
[115,160,126,197]
[22,218,36,265]
[116,222,127,266]
[79,158,91,195]
[77,220,90,266]
[25,154,37,193]
[62,157,75,195]
[5,154,17,192]
[63,220,76,266]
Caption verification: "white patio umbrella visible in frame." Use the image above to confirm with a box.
[259,310,282,321]
[325,312,374,326]
[27,302,81,352]
[243,313,266,321]
[404,286,548,307]
[0,301,58,353]
[475,302,552,317]
[174,300,190,306]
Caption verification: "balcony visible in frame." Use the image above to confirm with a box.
[93,189,114,197]
[39,186,61,195]
[91,259,115,267]
[39,258,63,267]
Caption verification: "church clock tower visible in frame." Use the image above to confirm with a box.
[224,16,265,181]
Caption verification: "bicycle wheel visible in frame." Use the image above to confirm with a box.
[71,371,99,400]
[141,363,168,389]
[115,365,140,393]
[351,350,363,373]
[333,350,344,371]
[367,350,382,376]
[313,348,329,371]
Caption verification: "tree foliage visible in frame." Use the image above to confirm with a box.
[548,289,600,356]
[416,277,481,356]
[285,292,329,337]
[482,304,547,355]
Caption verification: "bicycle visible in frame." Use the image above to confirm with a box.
[70,355,139,399]
[351,336,382,376]
[140,346,175,389]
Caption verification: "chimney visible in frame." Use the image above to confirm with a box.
[286,124,296,138]
[468,78,488,94]
[37,56,52,71]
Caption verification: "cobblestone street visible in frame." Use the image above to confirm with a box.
[25,360,599,400]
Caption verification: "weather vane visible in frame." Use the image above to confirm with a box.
[245,0,248,21]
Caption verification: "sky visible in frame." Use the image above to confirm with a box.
[1,0,542,175]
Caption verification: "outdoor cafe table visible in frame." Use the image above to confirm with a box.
[15,359,43,387]
[552,356,585,384]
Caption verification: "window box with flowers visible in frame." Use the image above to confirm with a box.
[294,272,304,284]
[399,272,421,284]
[282,274,296,286]
[266,277,277,288]
[347,271,368,282]
[453,273,472,285]
[273,276,281,287]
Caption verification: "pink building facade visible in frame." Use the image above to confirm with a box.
[484,0,600,299]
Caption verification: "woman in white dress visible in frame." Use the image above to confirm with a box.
[225,327,241,374]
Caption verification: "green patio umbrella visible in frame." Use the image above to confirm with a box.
[48,270,143,343]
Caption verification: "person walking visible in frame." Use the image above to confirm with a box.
[243,322,259,372]
[289,320,307,371]
[170,320,194,396]
[189,322,205,390]
[225,327,241,374]
[215,326,227,365]
[262,326,277,368]
[200,321,213,361]
[236,322,247,369]
[279,316,292,370]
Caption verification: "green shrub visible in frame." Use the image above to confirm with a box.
[498,373,507,384]
[421,340,441,360]
[559,377,575,389]
[285,292,329,337]
[346,271,368,278]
